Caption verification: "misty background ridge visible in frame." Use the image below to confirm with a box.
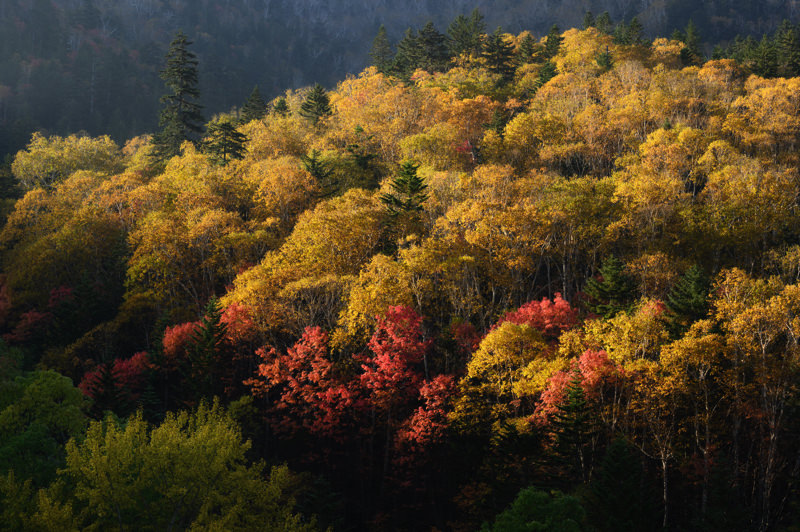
[0,0,798,158]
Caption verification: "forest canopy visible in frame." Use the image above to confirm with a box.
[2,12,800,531]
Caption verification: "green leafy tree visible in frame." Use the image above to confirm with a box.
[62,403,316,531]
[299,84,332,126]
[202,118,248,165]
[482,27,516,82]
[370,25,394,75]
[482,486,587,531]
[584,256,637,319]
[447,9,486,57]
[240,85,267,123]
[151,31,205,163]
[0,371,88,486]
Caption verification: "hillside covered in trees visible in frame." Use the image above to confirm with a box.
[4,12,800,531]
[1,0,799,160]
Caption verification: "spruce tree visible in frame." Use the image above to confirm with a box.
[583,11,596,29]
[680,20,703,65]
[239,85,267,124]
[394,27,421,78]
[447,9,485,57]
[301,150,337,196]
[584,255,637,319]
[370,25,394,75]
[188,296,227,398]
[754,34,778,77]
[299,83,332,125]
[534,61,558,91]
[665,265,710,335]
[776,20,800,76]
[483,27,516,82]
[381,161,428,217]
[596,47,614,71]
[202,118,247,165]
[551,371,597,484]
[517,33,538,64]
[596,12,613,34]
[417,21,450,73]
[151,31,204,163]
[628,17,644,46]
[542,25,563,60]
[587,439,660,531]
[272,97,289,116]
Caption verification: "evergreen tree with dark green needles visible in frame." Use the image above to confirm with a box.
[516,33,538,64]
[447,9,485,57]
[240,85,267,124]
[551,371,597,484]
[583,11,596,29]
[188,296,227,398]
[370,25,394,75]
[542,25,563,60]
[776,20,800,76]
[665,265,710,336]
[394,27,421,78]
[417,21,450,73]
[151,31,204,163]
[300,83,332,125]
[301,150,337,196]
[596,47,613,71]
[595,12,612,34]
[483,27,516,82]
[584,255,637,319]
[272,97,289,116]
[202,118,247,165]
[534,61,558,91]
[381,161,428,218]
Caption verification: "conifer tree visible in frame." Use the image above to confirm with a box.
[754,34,778,77]
[542,25,563,60]
[584,255,637,318]
[776,20,800,76]
[447,9,485,57]
[394,27,421,78]
[381,161,428,218]
[482,27,516,82]
[680,20,703,65]
[665,265,710,335]
[583,11,596,29]
[517,33,538,64]
[272,97,289,116]
[587,439,660,531]
[596,12,613,34]
[240,85,267,124]
[417,21,450,73]
[534,61,558,91]
[299,83,332,125]
[202,118,247,165]
[596,47,614,70]
[370,25,394,75]
[188,297,227,398]
[301,150,337,196]
[628,17,644,45]
[551,371,596,484]
[151,31,204,163]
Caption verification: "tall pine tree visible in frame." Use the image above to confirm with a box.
[202,118,247,165]
[151,31,204,163]
[584,255,637,319]
[447,9,485,57]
